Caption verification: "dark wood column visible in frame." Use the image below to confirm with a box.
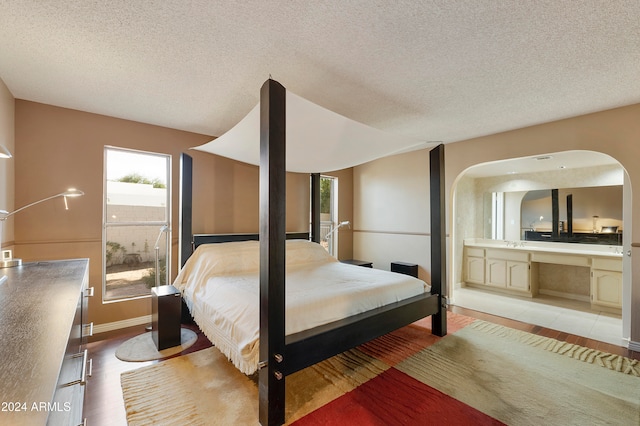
[429,144,447,337]
[310,173,321,243]
[258,79,286,426]
[552,189,559,238]
[179,153,193,267]
[567,194,573,237]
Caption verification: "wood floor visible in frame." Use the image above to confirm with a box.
[84,322,212,426]
[84,307,640,425]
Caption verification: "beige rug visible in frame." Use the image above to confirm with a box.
[121,318,640,425]
[115,328,198,362]
[396,321,640,425]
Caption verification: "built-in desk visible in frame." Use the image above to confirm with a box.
[0,259,92,425]
[463,239,623,313]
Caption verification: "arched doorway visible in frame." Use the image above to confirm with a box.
[450,150,631,346]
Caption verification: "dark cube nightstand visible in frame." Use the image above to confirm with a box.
[152,285,182,350]
[341,259,373,268]
[391,262,419,278]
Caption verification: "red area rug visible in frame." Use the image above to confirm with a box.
[291,312,502,425]
[294,367,503,425]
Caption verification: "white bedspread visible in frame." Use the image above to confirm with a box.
[173,239,429,374]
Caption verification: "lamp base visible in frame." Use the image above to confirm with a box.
[0,259,22,268]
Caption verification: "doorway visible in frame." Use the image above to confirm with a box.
[450,150,630,346]
[319,175,339,257]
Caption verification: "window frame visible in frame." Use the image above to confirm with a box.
[102,146,172,303]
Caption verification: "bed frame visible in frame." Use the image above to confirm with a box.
[179,79,447,426]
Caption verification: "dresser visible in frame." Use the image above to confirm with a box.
[0,259,92,425]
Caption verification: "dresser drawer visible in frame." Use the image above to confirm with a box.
[466,247,485,258]
[486,249,529,262]
[592,257,622,272]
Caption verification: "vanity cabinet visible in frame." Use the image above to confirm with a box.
[463,242,623,312]
[485,249,531,293]
[464,247,532,295]
[485,258,508,287]
[591,257,623,312]
[506,261,531,291]
[464,247,485,284]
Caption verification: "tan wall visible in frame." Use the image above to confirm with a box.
[353,149,432,280]
[0,79,14,245]
[13,101,317,327]
[189,152,312,235]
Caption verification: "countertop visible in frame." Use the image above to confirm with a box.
[464,238,623,258]
[0,259,88,425]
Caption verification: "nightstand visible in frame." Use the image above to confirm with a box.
[151,285,182,350]
[341,259,373,268]
[391,262,419,278]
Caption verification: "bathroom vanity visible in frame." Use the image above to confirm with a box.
[463,239,623,313]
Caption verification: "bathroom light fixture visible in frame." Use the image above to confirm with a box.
[0,188,84,268]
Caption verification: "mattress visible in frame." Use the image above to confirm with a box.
[173,239,430,374]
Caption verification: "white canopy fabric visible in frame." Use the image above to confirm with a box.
[193,90,433,173]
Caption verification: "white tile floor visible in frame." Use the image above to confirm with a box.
[452,286,625,347]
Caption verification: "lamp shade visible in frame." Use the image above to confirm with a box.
[63,188,84,197]
[0,144,11,159]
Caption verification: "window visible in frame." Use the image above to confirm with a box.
[103,147,171,302]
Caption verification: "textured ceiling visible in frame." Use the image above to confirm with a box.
[463,150,621,178]
[1,1,639,149]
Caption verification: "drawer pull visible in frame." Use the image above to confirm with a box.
[85,286,95,298]
[86,357,93,381]
[82,322,94,338]
[62,350,91,387]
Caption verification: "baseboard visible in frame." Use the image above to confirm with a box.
[93,315,152,334]
[629,340,640,352]
[538,289,590,303]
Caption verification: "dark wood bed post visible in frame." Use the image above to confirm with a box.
[180,153,193,267]
[552,188,559,239]
[430,144,447,336]
[258,79,287,426]
[310,173,321,243]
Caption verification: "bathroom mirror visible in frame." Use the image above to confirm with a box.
[484,185,623,245]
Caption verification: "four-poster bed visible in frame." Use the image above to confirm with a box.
[177,79,447,425]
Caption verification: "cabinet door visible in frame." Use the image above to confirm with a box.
[486,259,507,287]
[507,261,530,291]
[466,257,485,284]
[591,269,622,308]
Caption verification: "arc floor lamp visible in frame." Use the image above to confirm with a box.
[0,143,84,271]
